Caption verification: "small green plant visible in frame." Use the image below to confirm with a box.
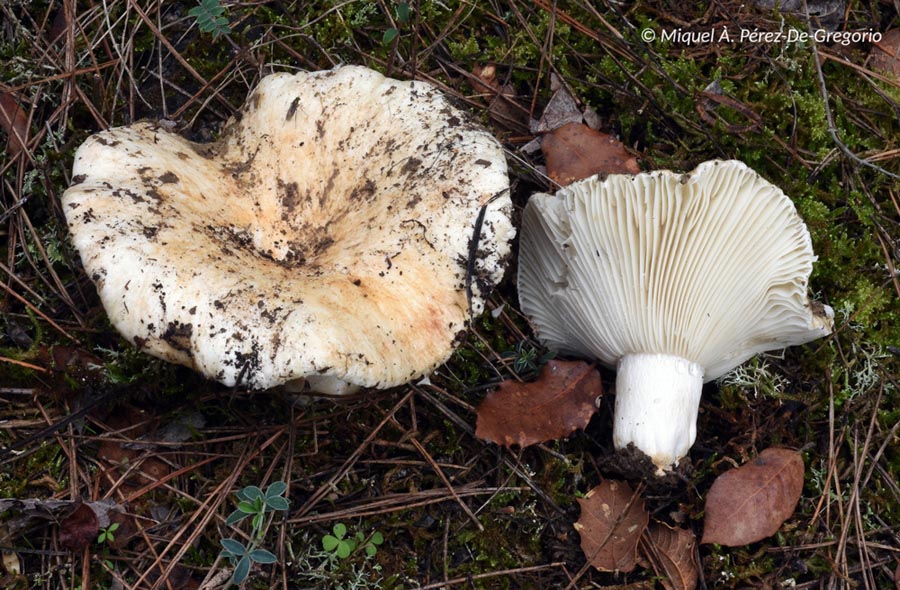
[220,482,290,586]
[188,0,232,38]
[382,2,410,44]
[97,522,119,545]
[322,523,384,560]
[285,531,390,588]
[501,340,555,375]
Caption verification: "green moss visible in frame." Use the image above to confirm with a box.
[447,35,481,62]
[449,493,544,586]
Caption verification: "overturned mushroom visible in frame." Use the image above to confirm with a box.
[518,160,832,474]
[63,66,514,393]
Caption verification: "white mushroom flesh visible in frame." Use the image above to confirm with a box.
[63,66,514,391]
[518,159,833,473]
[615,353,703,475]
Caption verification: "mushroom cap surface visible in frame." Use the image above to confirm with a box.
[63,66,514,390]
[518,159,832,380]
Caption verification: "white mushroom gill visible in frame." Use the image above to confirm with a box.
[63,66,514,392]
[518,160,833,474]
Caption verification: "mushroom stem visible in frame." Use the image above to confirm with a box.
[613,353,704,475]
[285,374,362,396]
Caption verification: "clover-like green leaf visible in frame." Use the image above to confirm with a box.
[226,508,251,526]
[265,481,287,498]
[237,500,257,514]
[332,523,347,540]
[322,534,339,552]
[232,555,251,585]
[242,486,264,501]
[221,538,247,557]
[265,496,289,512]
[336,539,354,559]
[249,548,278,564]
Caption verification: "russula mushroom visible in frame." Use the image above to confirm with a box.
[63,66,514,393]
[518,160,833,474]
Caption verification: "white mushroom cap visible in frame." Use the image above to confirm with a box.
[63,66,514,391]
[518,159,832,473]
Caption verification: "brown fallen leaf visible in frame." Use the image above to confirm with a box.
[0,497,120,541]
[542,122,639,186]
[868,29,900,77]
[642,523,698,590]
[575,480,649,572]
[0,91,29,158]
[475,360,600,448]
[701,447,804,546]
[58,501,99,551]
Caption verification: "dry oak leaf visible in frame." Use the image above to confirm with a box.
[701,448,804,546]
[541,122,639,186]
[575,480,649,572]
[475,360,600,448]
[643,523,698,590]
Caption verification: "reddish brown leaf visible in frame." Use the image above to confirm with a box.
[869,29,900,77]
[475,360,600,448]
[0,498,120,542]
[701,448,804,546]
[643,523,698,590]
[0,92,28,158]
[542,122,639,186]
[58,501,99,551]
[574,480,649,572]
[106,510,138,550]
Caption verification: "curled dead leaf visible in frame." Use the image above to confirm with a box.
[701,448,804,546]
[0,91,28,158]
[643,523,698,590]
[475,360,600,448]
[541,122,639,186]
[0,497,121,543]
[868,29,900,77]
[575,480,649,572]
[58,501,99,551]
[530,81,583,134]
[471,64,525,127]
